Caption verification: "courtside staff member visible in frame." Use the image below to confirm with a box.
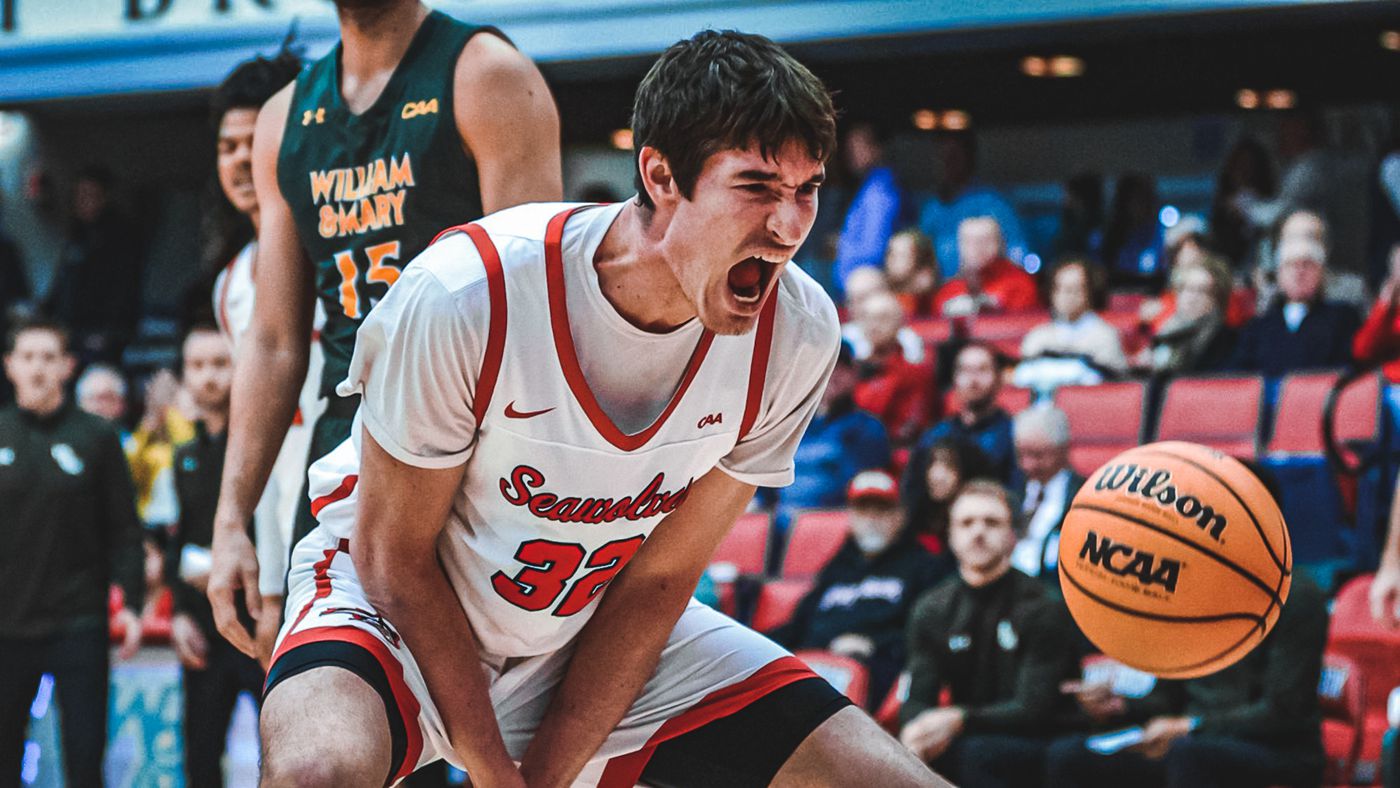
[0,319,145,788]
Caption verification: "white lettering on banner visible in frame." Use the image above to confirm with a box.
[816,576,905,612]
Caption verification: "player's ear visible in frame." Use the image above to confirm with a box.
[638,146,679,207]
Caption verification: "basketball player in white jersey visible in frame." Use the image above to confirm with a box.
[258,31,951,788]
[208,53,327,666]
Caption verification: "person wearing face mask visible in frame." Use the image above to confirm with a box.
[1014,258,1126,393]
[899,481,1078,788]
[1136,253,1239,376]
[768,470,951,708]
[1230,235,1361,377]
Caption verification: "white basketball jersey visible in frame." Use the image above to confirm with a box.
[312,205,783,658]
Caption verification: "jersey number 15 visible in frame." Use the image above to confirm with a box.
[334,240,403,319]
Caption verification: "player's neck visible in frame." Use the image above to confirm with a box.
[592,200,698,333]
[336,1,430,90]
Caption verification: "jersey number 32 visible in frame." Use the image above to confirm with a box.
[491,536,646,617]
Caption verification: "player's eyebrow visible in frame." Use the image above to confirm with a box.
[735,170,826,187]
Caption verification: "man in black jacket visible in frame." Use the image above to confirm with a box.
[770,469,951,705]
[900,480,1078,788]
[0,319,144,787]
[165,325,264,788]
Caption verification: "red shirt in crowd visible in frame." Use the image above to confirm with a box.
[931,258,1040,315]
[1353,298,1400,383]
[853,346,934,447]
[1149,286,1256,333]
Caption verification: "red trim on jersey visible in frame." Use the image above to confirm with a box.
[268,624,424,785]
[427,221,508,425]
[463,223,507,425]
[737,292,778,440]
[596,656,820,788]
[310,474,358,518]
[214,249,242,340]
[286,538,350,631]
[544,207,716,452]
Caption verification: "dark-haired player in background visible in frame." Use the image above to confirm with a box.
[207,0,562,665]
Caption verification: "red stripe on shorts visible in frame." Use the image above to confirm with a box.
[310,474,358,518]
[596,655,819,788]
[268,625,424,786]
[285,538,350,632]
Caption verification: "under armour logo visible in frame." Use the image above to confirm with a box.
[697,413,724,429]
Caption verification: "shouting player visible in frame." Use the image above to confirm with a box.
[207,0,562,662]
[258,30,951,788]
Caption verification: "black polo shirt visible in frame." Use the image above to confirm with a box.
[0,400,143,638]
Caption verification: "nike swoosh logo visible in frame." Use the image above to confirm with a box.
[504,401,554,419]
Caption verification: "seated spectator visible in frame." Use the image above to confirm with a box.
[1230,235,1361,376]
[1009,406,1084,584]
[1139,221,1254,332]
[1014,258,1126,392]
[844,282,926,364]
[1352,243,1400,383]
[76,363,130,439]
[770,470,951,706]
[905,342,1018,491]
[835,123,907,291]
[761,340,890,523]
[1101,173,1165,291]
[1050,172,1104,262]
[849,292,933,444]
[1134,253,1239,376]
[841,264,892,322]
[1044,575,1327,788]
[885,229,940,318]
[933,216,1040,317]
[920,131,1031,277]
[899,480,1078,787]
[904,437,998,555]
[1210,136,1277,271]
[1256,208,1370,312]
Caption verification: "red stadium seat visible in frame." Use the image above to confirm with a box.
[1266,371,1380,457]
[1327,575,1400,785]
[710,512,771,578]
[109,585,173,645]
[794,650,871,708]
[1053,381,1147,476]
[1108,292,1148,313]
[751,579,812,633]
[970,311,1051,343]
[1154,375,1264,458]
[1319,653,1366,786]
[944,386,1034,419]
[908,319,952,344]
[780,510,850,580]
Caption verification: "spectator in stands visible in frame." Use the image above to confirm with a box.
[835,123,907,291]
[1044,575,1327,788]
[1009,406,1084,584]
[900,480,1077,787]
[920,132,1031,278]
[1140,223,1254,334]
[1210,136,1277,270]
[903,437,996,555]
[0,191,29,349]
[842,265,892,319]
[1101,172,1165,290]
[0,319,144,787]
[1265,208,1370,311]
[845,283,926,364]
[1352,243,1400,384]
[1230,234,1361,376]
[906,342,1018,490]
[932,217,1040,317]
[770,470,950,707]
[1014,258,1126,392]
[45,166,144,365]
[1050,172,1105,261]
[77,363,129,430]
[763,340,890,523]
[885,229,940,318]
[164,324,264,787]
[851,291,933,444]
[1135,253,1239,376]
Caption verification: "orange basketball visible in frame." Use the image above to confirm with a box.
[1057,441,1291,679]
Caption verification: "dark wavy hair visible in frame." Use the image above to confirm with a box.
[630,29,837,209]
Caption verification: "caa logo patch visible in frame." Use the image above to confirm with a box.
[50,444,84,476]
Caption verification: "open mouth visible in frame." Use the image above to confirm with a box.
[727,256,781,306]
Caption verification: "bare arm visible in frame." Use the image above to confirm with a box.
[518,468,756,788]
[353,428,521,786]
[208,83,316,654]
[455,32,563,212]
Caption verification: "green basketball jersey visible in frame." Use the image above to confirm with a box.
[278,11,488,397]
